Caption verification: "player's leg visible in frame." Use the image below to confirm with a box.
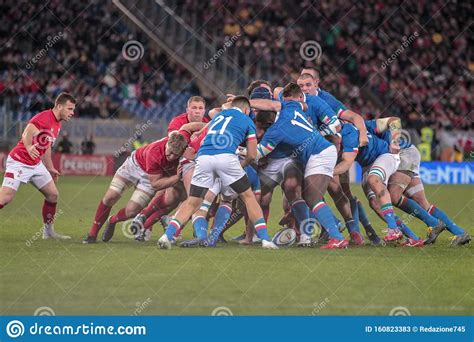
[190,182,219,241]
[282,163,313,245]
[36,180,70,239]
[27,160,70,240]
[236,185,276,249]
[131,162,193,235]
[101,189,151,242]
[204,196,234,246]
[327,176,363,245]
[340,170,381,244]
[0,156,24,208]
[158,192,204,249]
[84,174,133,243]
[389,171,444,232]
[210,155,277,249]
[0,185,17,209]
[303,146,348,249]
[362,181,419,244]
[406,177,470,245]
[365,154,406,242]
[158,155,214,249]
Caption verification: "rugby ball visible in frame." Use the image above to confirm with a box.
[272,227,297,247]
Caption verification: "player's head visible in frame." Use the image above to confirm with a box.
[250,86,272,116]
[231,96,251,115]
[297,73,317,95]
[54,93,76,121]
[282,82,304,102]
[300,67,320,88]
[255,110,276,141]
[186,96,206,122]
[166,132,188,161]
[247,79,272,96]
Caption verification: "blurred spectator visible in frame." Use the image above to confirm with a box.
[81,136,96,155]
[56,133,73,154]
[133,134,148,150]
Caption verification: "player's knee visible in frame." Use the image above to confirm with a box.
[389,188,402,205]
[366,174,380,188]
[45,190,59,203]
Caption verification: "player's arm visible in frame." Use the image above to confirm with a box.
[255,126,279,161]
[374,117,402,153]
[22,123,41,159]
[179,122,206,134]
[339,110,369,147]
[42,146,61,181]
[149,168,182,191]
[208,107,222,119]
[311,100,340,134]
[334,152,357,176]
[242,138,257,168]
[249,99,281,112]
[322,112,341,134]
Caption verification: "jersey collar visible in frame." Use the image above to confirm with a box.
[230,107,243,113]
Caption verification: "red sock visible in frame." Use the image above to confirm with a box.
[42,200,57,224]
[89,201,112,237]
[174,227,182,237]
[262,205,270,223]
[141,193,165,218]
[109,208,129,224]
[0,204,4,209]
[144,207,169,230]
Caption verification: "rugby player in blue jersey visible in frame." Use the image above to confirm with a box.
[158,96,277,250]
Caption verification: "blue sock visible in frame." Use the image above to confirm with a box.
[395,215,419,240]
[291,199,310,234]
[208,203,232,243]
[429,205,465,236]
[381,203,398,229]
[192,215,208,240]
[357,200,372,229]
[165,219,181,240]
[254,218,270,241]
[346,219,360,233]
[312,202,344,240]
[398,197,438,227]
[350,198,360,225]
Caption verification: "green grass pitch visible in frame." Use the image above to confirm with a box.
[1,176,472,315]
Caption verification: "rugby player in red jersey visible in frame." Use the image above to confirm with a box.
[127,96,211,237]
[82,122,204,244]
[0,93,76,239]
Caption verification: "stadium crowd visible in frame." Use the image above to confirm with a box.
[170,0,472,130]
[0,1,198,121]
[0,1,471,159]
